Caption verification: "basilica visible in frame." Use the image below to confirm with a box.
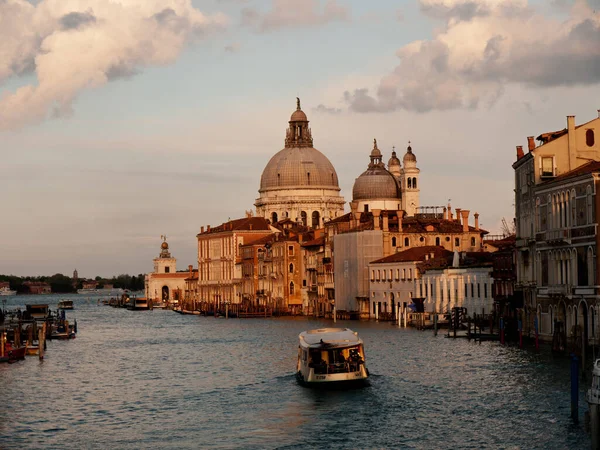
[146,99,489,320]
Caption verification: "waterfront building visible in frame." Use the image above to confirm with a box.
[254,98,346,227]
[417,251,494,316]
[145,237,188,305]
[23,281,51,295]
[368,246,451,320]
[513,111,600,344]
[197,215,274,308]
[301,234,327,316]
[329,206,487,318]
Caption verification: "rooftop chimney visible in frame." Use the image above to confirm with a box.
[397,210,403,233]
[456,208,462,224]
[207,225,211,232]
[373,209,381,231]
[567,115,576,171]
[516,145,524,160]
[474,212,479,231]
[188,265,193,274]
[460,210,470,232]
[201,226,204,233]
[527,136,535,152]
[382,211,389,232]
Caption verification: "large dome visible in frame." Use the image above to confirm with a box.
[260,147,340,191]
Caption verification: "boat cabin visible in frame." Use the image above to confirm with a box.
[25,304,49,320]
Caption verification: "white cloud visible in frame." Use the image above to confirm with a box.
[0,0,227,130]
[344,0,600,113]
[242,0,350,32]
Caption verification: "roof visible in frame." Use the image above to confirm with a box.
[148,273,189,279]
[302,236,325,247]
[370,246,452,264]
[298,328,362,349]
[537,128,568,144]
[198,217,271,236]
[418,251,493,272]
[541,160,600,184]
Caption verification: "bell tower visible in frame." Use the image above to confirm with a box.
[153,235,177,274]
[402,142,420,217]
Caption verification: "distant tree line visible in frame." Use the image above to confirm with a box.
[0,273,145,294]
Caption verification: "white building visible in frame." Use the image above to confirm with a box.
[145,237,188,304]
[254,98,346,227]
[368,246,450,319]
[417,252,494,316]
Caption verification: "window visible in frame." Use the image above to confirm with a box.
[413,178,417,189]
[484,284,488,298]
[402,269,406,279]
[289,263,294,273]
[364,204,369,213]
[288,245,294,256]
[455,238,459,247]
[289,282,295,295]
[471,237,475,246]
[435,237,440,246]
[307,172,311,185]
[165,266,170,273]
[404,237,409,246]
[392,237,397,247]
[396,269,400,280]
[587,129,595,147]
[389,269,393,281]
[371,270,375,281]
[377,270,381,281]
[271,212,278,223]
[465,283,468,298]
[477,284,481,297]
[301,211,307,227]
[408,178,412,189]
[541,157,554,177]
[587,186,593,224]
[471,283,474,297]
[311,211,320,228]
[408,269,413,279]
[303,279,306,287]
[277,173,281,186]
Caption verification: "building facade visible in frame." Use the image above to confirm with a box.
[145,237,188,305]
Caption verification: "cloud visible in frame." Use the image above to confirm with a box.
[224,42,242,53]
[242,0,350,32]
[0,0,227,131]
[344,0,600,113]
[313,104,342,114]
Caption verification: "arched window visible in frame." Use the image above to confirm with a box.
[588,247,595,286]
[571,190,577,226]
[371,270,375,281]
[311,211,320,228]
[388,269,393,280]
[271,212,278,224]
[435,237,440,246]
[301,211,307,226]
[396,269,400,280]
[587,129,595,147]
[289,282,295,295]
[377,270,381,281]
[408,269,413,279]
[408,178,412,189]
[412,178,417,189]
[289,263,294,273]
[404,237,409,246]
[392,237,397,247]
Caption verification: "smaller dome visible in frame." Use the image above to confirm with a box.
[161,241,169,250]
[388,149,401,167]
[403,143,416,163]
[290,109,307,122]
[370,139,382,158]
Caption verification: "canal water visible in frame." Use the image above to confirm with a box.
[0,294,591,449]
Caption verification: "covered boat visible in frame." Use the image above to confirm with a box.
[296,328,369,388]
[58,300,74,310]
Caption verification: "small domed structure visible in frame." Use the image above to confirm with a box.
[388,147,401,177]
[403,143,417,164]
[161,241,169,250]
[352,139,401,211]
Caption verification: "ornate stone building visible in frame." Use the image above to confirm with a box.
[145,236,188,305]
[255,98,346,227]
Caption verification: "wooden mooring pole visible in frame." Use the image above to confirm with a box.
[571,354,579,423]
[433,312,438,336]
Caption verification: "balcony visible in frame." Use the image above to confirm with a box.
[546,284,571,296]
[546,228,570,244]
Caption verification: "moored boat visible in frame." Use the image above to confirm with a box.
[0,332,27,363]
[127,297,150,311]
[58,300,74,310]
[0,286,17,296]
[296,328,369,388]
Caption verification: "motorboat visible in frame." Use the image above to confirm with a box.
[127,297,150,311]
[58,300,74,310]
[296,328,369,388]
[25,304,49,320]
[0,331,26,363]
[0,286,17,296]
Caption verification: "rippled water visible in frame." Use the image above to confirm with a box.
[0,294,590,449]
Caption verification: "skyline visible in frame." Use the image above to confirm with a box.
[2,0,599,277]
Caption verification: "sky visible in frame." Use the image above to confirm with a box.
[1,0,599,278]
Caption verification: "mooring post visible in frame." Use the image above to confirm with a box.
[434,312,438,337]
[534,316,539,351]
[398,304,401,328]
[500,317,505,345]
[571,354,579,423]
[333,305,336,324]
[518,319,523,349]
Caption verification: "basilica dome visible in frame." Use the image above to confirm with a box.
[353,139,401,201]
[255,99,346,227]
[259,98,340,192]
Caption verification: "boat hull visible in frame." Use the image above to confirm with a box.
[296,371,369,389]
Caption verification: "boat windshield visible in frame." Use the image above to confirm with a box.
[308,345,364,375]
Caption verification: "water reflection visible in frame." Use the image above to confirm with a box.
[0,295,590,449]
